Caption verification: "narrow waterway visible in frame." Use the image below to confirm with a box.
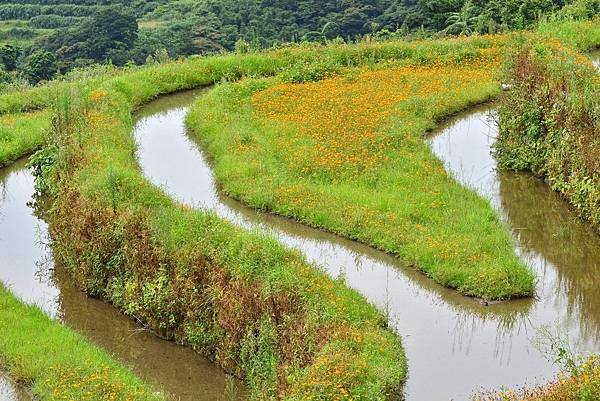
[134,73,600,400]
[1,51,597,400]
[0,130,244,399]
[591,49,600,68]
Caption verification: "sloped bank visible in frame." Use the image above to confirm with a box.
[35,50,417,401]
[495,41,600,232]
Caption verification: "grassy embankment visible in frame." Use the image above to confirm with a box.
[186,35,535,300]
[26,42,485,400]
[480,25,600,401]
[537,18,600,52]
[0,285,164,401]
[495,34,600,231]
[182,19,600,303]
[0,111,49,167]
[0,64,126,167]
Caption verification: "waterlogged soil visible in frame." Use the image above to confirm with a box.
[134,87,600,401]
[0,140,245,399]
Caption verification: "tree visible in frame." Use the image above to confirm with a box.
[192,13,225,54]
[24,51,57,83]
[321,21,341,39]
[337,7,371,37]
[86,6,138,62]
[559,0,600,19]
[0,44,20,71]
[444,0,478,35]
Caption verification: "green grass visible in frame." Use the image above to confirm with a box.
[0,20,52,46]
[185,46,535,300]
[32,40,412,400]
[0,284,164,401]
[0,110,50,167]
[538,17,600,51]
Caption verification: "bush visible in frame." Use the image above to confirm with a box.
[495,40,600,227]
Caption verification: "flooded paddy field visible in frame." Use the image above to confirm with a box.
[133,83,600,400]
[1,50,598,400]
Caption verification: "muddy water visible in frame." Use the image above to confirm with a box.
[591,50,600,69]
[0,373,29,401]
[134,84,600,401]
[0,126,244,400]
[0,159,59,316]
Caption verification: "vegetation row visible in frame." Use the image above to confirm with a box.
[496,33,600,232]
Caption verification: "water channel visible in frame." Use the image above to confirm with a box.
[0,126,245,401]
[0,52,598,401]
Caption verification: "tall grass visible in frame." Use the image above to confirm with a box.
[495,40,600,229]
[0,284,164,401]
[537,17,600,51]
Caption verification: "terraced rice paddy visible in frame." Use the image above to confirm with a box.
[132,86,600,399]
[0,28,599,401]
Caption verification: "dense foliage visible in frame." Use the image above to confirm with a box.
[0,0,598,85]
[495,38,600,229]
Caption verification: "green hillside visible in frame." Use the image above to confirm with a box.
[0,0,597,89]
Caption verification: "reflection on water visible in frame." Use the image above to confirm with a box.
[0,159,59,317]
[0,374,29,401]
[135,90,600,401]
[0,114,245,400]
[430,107,600,392]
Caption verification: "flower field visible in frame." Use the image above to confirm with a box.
[253,56,500,180]
[189,46,534,300]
